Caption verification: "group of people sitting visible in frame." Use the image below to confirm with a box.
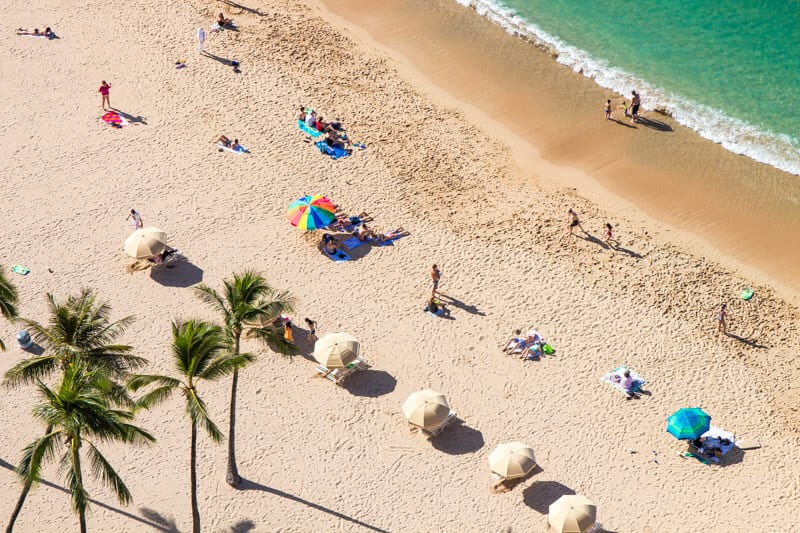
[298,107,349,149]
[502,329,552,361]
[16,27,54,37]
[424,296,450,317]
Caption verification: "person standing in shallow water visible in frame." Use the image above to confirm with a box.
[604,99,612,120]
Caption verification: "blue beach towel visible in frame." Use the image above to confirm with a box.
[315,141,350,160]
[324,248,350,262]
[298,120,323,137]
[343,237,366,250]
[376,233,408,247]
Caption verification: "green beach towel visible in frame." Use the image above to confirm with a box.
[740,288,754,300]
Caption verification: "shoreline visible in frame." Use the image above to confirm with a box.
[314,0,800,303]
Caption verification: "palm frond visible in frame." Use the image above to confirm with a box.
[3,355,59,387]
[194,284,229,317]
[199,353,255,381]
[185,389,222,442]
[132,384,177,411]
[171,320,227,378]
[16,430,62,482]
[0,267,19,321]
[86,443,132,505]
[65,451,89,515]
[248,324,299,356]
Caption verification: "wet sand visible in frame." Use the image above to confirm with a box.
[317,0,800,302]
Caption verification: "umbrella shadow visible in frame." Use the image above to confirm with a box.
[230,519,256,533]
[110,108,147,125]
[319,236,372,262]
[490,465,543,493]
[149,261,204,287]
[523,480,576,513]
[341,369,396,397]
[436,294,485,316]
[0,458,179,532]
[237,479,388,532]
[430,420,485,455]
[21,342,45,355]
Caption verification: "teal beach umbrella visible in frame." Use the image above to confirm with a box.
[667,408,711,440]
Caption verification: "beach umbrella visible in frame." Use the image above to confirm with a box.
[667,407,711,440]
[287,195,336,231]
[488,442,536,480]
[402,390,450,430]
[124,227,167,259]
[548,495,597,533]
[313,332,359,368]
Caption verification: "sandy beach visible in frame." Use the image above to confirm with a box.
[1,0,799,531]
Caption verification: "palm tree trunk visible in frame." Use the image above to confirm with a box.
[225,335,241,487]
[6,424,53,533]
[70,438,87,533]
[191,421,200,533]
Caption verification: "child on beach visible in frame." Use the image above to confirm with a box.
[621,100,630,117]
[604,99,612,120]
[604,223,618,247]
[99,81,111,110]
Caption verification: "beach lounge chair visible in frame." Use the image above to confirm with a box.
[315,356,370,385]
[421,410,457,436]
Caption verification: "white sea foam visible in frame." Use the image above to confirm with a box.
[453,0,800,175]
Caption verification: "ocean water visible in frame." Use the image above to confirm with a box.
[454,0,800,175]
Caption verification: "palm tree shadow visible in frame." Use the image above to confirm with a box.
[149,262,204,287]
[221,0,268,16]
[237,479,389,533]
[341,369,397,397]
[522,480,575,513]
[437,294,485,316]
[725,332,768,349]
[0,458,179,532]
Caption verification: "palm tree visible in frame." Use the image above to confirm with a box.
[4,289,147,386]
[128,320,253,533]
[15,363,154,533]
[5,289,144,533]
[195,271,294,487]
[0,267,19,350]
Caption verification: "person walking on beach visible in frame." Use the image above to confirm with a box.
[304,318,317,343]
[125,209,143,230]
[604,99,612,120]
[604,222,618,248]
[631,90,641,123]
[567,209,585,237]
[431,264,441,296]
[197,26,206,53]
[99,81,111,110]
[716,303,728,334]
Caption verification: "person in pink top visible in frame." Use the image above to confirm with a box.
[99,81,111,110]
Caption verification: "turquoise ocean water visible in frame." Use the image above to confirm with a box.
[455,0,800,175]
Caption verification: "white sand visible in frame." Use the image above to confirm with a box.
[1,0,799,531]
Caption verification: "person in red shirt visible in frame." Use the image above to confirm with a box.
[99,81,111,110]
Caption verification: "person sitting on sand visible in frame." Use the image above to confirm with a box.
[520,341,542,360]
[305,110,317,128]
[355,223,378,242]
[231,139,241,151]
[217,13,233,26]
[322,233,340,255]
[315,115,328,132]
[324,130,348,150]
[619,369,638,399]
[425,297,450,317]
[503,329,525,353]
[298,106,307,123]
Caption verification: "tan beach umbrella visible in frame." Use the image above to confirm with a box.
[124,227,167,259]
[548,495,597,533]
[313,332,360,368]
[488,442,536,480]
[402,390,450,430]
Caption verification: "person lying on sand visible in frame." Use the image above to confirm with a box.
[355,223,378,242]
[16,27,53,37]
[328,212,369,231]
[216,135,241,150]
[519,341,542,360]
[217,13,233,26]
[502,329,525,353]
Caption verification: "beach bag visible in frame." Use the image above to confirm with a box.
[542,343,554,355]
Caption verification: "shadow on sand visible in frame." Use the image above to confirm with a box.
[726,332,768,350]
[437,293,485,316]
[430,420,485,455]
[238,479,388,532]
[636,116,673,132]
[111,108,147,125]
[222,0,268,16]
[342,369,397,398]
[0,458,179,532]
[150,262,204,287]
[522,480,576,513]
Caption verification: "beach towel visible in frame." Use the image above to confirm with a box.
[323,248,350,262]
[343,237,366,250]
[11,265,30,275]
[298,120,323,137]
[101,111,128,127]
[216,142,248,154]
[601,366,646,395]
[315,141,350,160]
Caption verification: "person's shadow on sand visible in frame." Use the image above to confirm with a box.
[437,294,485,316]
[111,108,147,125]
[609,118,637,129]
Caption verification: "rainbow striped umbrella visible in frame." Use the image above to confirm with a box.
[667,407,711,440]
[287,195,336,231]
